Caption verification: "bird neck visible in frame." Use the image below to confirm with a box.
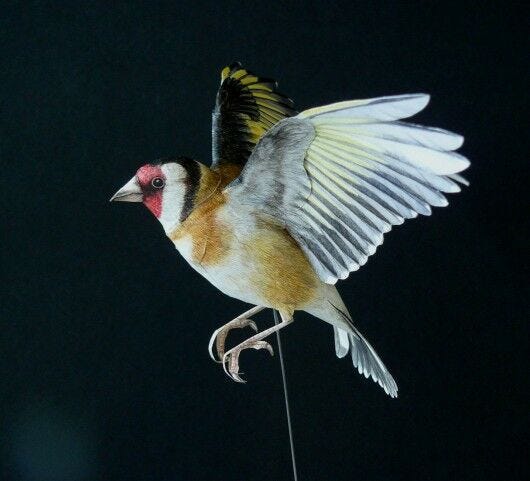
[192,163,223,211]
[187,162,243,214]
[160,163,220,235]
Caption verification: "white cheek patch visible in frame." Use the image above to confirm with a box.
[161,163,188,182]
[158,163,188,233]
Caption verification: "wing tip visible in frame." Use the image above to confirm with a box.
[449,173,470,186]
[385,382,399,398]
[453,133,465,150]
[406,92,430,109]
[221,61,242,82]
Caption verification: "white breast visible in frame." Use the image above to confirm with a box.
[172,231,263,306]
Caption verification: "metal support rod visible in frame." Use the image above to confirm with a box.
[273,309,298,481]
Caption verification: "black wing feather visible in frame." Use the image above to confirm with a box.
[211,62,296,169]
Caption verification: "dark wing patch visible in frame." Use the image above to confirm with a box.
[211,62,296,169]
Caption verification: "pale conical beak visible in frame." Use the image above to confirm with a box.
[109,176,143,202]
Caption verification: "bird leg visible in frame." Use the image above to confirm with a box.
[222,310,294,383]
[208,306,265,363]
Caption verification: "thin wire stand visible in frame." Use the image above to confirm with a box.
[273,309,298,481]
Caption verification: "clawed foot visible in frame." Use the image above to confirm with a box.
[222,339,274,383]
[208,317,258,363]
[208,307,291,383]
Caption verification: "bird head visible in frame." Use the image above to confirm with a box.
[110,157,201,233]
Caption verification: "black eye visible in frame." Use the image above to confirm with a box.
[151,177,165,189]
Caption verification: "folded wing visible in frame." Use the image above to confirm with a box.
[226,94,470,284]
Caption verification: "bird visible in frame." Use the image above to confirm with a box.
[110,62,470,397]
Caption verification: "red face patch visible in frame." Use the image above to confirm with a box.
[136,164,165,218]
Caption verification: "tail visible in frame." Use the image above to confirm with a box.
[332,303,398,398]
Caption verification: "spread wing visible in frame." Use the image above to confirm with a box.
[211,62,296,170]
[226,94,470,284]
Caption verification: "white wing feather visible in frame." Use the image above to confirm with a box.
[227,94,470,284]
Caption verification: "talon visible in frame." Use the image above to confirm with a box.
[231,371,246,383]
[216,309,292,384]
[221,339,275,383]
[208,328,223,362]
[208,317,260,363]
[251,340,274,357]
[222,347,244,383]
[222,352,231,378]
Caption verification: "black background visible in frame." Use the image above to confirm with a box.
[1,2,527,480]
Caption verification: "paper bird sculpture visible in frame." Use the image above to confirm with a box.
[111,62,469,397]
